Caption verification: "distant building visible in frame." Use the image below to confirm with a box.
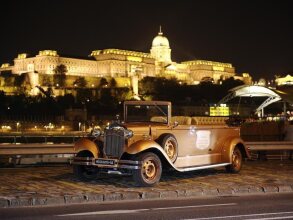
[0,27,251,94]
[275,74,293,86]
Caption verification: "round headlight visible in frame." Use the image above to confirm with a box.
[124,129,133,139]
[91,127,101,137]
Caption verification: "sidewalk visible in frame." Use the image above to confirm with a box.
[0,160,293,208]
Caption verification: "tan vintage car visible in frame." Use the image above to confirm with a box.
[73,101,250,186]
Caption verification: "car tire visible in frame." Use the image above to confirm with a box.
[225,147,243,173]
[73,152,99,181]
[158,134,178,163]
[133,152,162,187]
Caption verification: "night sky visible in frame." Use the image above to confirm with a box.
[1,0,292,80]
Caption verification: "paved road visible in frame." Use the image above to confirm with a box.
[1,193,293,219]
[0,160,293,208]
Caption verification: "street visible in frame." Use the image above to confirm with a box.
[1,193,293,219]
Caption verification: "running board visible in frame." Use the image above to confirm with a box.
[176,163,230,172]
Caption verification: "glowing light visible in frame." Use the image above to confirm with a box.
[182,60,232,68]
[213,66,224,71]
[210,105,230,116]
[91,49,151,58]
[17,53,27,59]
[1,63,10,68]
[38,50,58,56]
[1,125,12,131]
[127,56,142,62]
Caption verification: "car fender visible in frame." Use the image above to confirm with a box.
[221,136,247,163]
[126,139,175,166]
[74,138,99,158]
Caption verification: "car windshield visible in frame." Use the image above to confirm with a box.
[125,104,168,124]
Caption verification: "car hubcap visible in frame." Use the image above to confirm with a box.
[143,160,156,180]
[83,166,96,177]
[165,139,175,159]
[232,151,240,169]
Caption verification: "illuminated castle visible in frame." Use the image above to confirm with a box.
[0,27,251,94]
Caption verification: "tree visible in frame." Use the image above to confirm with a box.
[41,74,53,87]
[14,73,29,94]
[73,77,87,88]
[1,71,14,86]
[53,64,67,88]
[221,77,244,91]
[98,77,108,88]
[200,76,214,85]
[110,78,117,88]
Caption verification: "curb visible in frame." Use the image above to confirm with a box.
[1,184,292,208]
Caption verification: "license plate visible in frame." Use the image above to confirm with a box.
[95,159,116,166]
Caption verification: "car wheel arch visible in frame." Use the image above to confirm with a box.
[125,141,175,169]
[135,148,173,171]
[156,133,179,163]
[221,137,247,163]
[74,138,99,158]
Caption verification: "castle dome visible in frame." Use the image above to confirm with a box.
[152,28,170,47]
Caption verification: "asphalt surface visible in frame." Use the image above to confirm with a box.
[1,193,293,219]
[0,160,293,208]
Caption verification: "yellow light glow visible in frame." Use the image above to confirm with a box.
[183,60,232,68]
[17,53,27,59]
[91,49,152,58]
[127,56,142,62]
[38,50,58,56]
[1,63,10,68]
[210,106,230,116]
[212,66,224,71]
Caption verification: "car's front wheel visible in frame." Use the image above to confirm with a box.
[225,147,243,173]
[133,152,162,187]
[73,152,99,181]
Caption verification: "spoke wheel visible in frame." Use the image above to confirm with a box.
[133,152,162,187]
[225,147,243,173]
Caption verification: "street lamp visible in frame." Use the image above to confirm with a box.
[16,122,20,132]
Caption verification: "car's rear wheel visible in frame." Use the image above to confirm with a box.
[225,147,242,173]
[73,152,99,181]
[133,152,162,187]
[159,134,178,163]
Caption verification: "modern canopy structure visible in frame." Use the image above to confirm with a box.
[218,85,293,117]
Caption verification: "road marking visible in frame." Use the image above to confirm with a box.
[153,203,236,211]
[247,216,293,220]
[57,209,149,216]
[56,203,236,217]
[184,211,293,220]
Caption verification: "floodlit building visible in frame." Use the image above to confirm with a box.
[0,27,250,92]
[275,74,293,86]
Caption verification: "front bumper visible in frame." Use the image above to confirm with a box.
[72,157,141,169]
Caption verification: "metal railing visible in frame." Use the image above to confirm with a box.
[246,141,293,160]
[0,132,86,144]
[0,143,75,155]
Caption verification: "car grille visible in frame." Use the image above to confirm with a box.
[104,128,125,158]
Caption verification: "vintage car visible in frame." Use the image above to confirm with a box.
[73,101,250,186]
